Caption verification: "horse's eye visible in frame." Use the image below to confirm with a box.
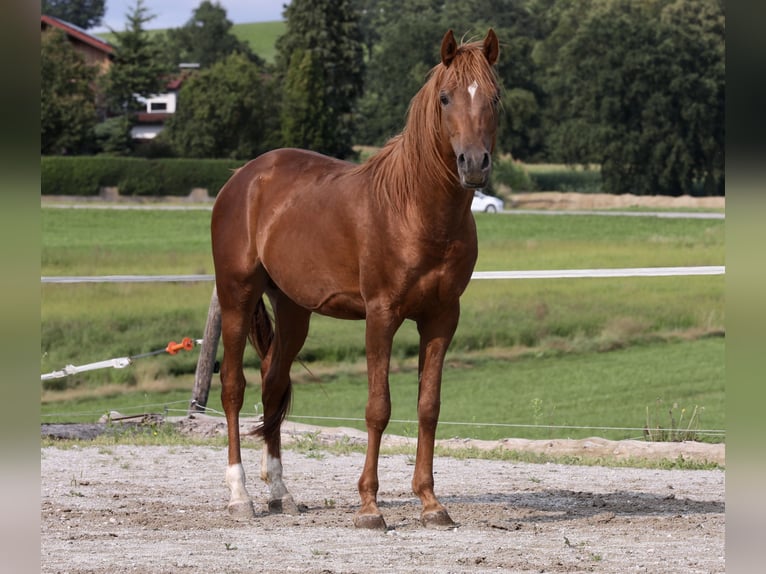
[439,92,450,106]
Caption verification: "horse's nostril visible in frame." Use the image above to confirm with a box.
[457,153,466,167]
[482,153,490,170]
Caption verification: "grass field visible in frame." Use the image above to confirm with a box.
[231,21,285,63]
[40,207,725,442]
[41,337,724,443]
[96,21,286,64]
[41,208,724,275]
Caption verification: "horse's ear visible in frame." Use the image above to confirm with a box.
[441,30,458,67]
[483,29,499,65]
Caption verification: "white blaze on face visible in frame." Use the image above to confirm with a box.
[468,80,479,102]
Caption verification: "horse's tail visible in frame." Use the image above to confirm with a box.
[248,296,273,361]
[248,297,292,439]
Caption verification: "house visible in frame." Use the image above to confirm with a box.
[41,15,114,73]
[42,14,114,121]
[42,14,193,141]
[131,81,178,140]
[131,66,198,140]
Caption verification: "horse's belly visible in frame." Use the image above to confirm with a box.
[311,291,367,320]
[268,270,366,320]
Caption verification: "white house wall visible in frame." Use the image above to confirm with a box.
[131,124,163,140]
[136,92,177,113]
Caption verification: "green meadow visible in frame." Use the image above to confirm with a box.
[96,21,287,64]
[231,21,286,63]
[40,207,725,442]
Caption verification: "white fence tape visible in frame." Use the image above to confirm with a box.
[41,357,132,381]
[41,266,724,284]
[41,274,215,284]
[471,266,725,280]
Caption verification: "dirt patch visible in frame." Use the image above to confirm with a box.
[41,419,724,573]
[42,415,726,467]
[509,192,724,211]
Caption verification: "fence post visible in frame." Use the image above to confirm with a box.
[189,285,221,414]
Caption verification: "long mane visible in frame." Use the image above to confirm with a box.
[353,38,500,211]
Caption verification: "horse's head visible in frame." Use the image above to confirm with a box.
[437,29,500,189]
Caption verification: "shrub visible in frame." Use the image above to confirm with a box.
[41,156,121,196]
[490,158,604,195]
[41,156,247,197]
[528,168,603,193]
[490,156,536,192]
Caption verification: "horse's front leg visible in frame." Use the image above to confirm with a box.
[354,311,400,530]
[413,305,460,528]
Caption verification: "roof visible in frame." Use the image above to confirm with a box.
[135,112,173,125]
[41,15,114,56]
[162,68,199,91]
[166,77,185,90]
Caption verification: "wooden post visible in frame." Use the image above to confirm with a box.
[189,286,221,414]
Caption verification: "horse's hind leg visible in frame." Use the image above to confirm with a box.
[218,275,263,519]
[259,291,311,515]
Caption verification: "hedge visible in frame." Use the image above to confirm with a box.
[41,156,247,197]
[490,157,604,194]
[528,168,602,193]
[42,155,607,197]
[490,157,535,192]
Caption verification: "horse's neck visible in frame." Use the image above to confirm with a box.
[382,163,470,241]
[401,139,471,226]
[361,128,471,234]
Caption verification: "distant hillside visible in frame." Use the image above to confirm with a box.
[95,21,285,64]
[231,21,285,63]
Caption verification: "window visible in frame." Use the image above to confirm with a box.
[150,102,167,112]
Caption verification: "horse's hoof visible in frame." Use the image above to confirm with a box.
[353,513,387,530]
[227,500,255,520]
[421,509,456,529]
[268,495,300,515]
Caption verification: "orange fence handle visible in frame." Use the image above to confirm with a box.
[166,337,194,355]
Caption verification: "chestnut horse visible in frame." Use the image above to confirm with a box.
[211,29,500,530]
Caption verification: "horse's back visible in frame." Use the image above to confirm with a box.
[217,148,354,204]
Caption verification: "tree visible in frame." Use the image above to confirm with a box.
[536,0,725,195]
[354,0,444,145]
[281,49,331,151]
[42,0,105,29]
[159,1,258,69]
[658,0,725,196]
[354,0,546,159]
[276,0,365,158]
[41,29,98,154]
[483,1,548,160]
[101,0,170,153]
[163,53,279,159]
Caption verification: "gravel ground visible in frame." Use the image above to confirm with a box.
[41,429,724,574]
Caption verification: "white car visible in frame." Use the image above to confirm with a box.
[471,190,504,213]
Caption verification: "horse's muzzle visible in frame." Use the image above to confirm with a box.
[457,150,491,188]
